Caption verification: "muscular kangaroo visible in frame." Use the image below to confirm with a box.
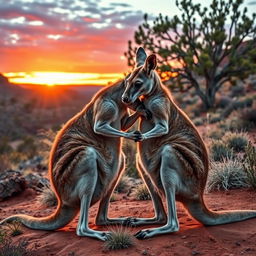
[121,47,256,239]
[0,79,148,241]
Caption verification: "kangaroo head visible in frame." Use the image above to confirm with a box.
[122,47,157,104]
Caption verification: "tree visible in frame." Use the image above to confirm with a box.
[125,0,256,110]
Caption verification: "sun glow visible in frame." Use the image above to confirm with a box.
[4,72,123,86]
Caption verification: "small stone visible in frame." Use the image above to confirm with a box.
[181,235,187,239]
[192,251,200,255]
[142,249,148,255]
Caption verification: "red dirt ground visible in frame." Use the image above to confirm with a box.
[1,188,256,256]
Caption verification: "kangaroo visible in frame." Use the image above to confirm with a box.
[0,79,149,241]
[121,47,256,239]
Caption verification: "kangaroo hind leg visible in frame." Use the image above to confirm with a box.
[75,147,110,241]
[95,153,129,225]
[125,157,167,227]
[136,145,180,239]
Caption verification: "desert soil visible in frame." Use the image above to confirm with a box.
[1,188,256,256]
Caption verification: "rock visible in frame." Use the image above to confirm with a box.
[24,173,50,191]
[0,169,26,201]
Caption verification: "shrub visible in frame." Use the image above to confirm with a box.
[216,96,232,109]
[243,143,256,189]
[135,185,151,200]
[208,114,221,124]
[241,108,256,126]
[4,221,23,237]
[207,158,249,192]
[210,140,233,162]
[193,117,204,126]
[110,193,117,202]
[208,130,224,140]
[0,229,7,244]
[103,226,135,251]
[223,132,250,153]
[115,175,130,193]
[218,115,252,132]
[0,239,35,256]
[38,186,58,207]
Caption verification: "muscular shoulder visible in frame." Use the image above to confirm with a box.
[149,96,169,113]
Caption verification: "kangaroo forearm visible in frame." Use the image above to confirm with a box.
[143,124,169,140]
[121,112,140,131]
[94,123,129,138]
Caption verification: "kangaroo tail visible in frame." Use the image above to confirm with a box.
[0,204,78,230]
[184,198,256,226]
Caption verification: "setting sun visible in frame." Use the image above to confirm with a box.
[4,72,124,86]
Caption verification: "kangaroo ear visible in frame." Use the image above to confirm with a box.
[144,54,157,75]
[136,47,147,67]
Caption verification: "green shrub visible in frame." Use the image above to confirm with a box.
[193,117,204,126]
[210,140,233,162]
[208,129,224,140]
[38,186,58,207]
[218,115,252,132]
[243,143,256,189]
[216,96,232,109]
[223,132,250,153]
[208,114,221,124]
[103,226,135,251]
[110,193,118,202]
[207,158,249,192]
[135,185,151,200]
[4,221,23,237]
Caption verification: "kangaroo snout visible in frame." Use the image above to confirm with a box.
[122,96,130,104]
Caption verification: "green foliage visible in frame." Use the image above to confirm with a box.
[4,221,23,237]
[103,226,135,251]
[223,132,249,152]
[210,140,233,161]
[243,142,256,189]
[207,158,249,192]
[126,0,256,109]
[135,185,151,200]
[38,186,58,207]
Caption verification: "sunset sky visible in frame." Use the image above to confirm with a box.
[1,0,255,86]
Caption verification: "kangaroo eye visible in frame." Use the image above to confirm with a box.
[134,81,143,87]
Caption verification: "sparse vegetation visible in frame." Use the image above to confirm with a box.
[223,132,250,153]
[210,140,233,162]
[115,175,130,193]
[0,239,34,256]
[135,184,151,200]
[243,142,256,189]
[207,158,249,192]
[4,221,23,237]
[103,226,135,251]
